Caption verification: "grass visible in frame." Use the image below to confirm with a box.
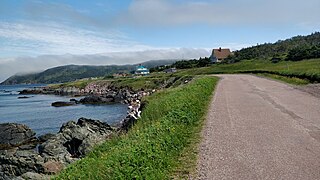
[255,73,310,85]
[49,78,97,89]
[51,73,193,91]
[175,59,320,84]
[56,76,218,179]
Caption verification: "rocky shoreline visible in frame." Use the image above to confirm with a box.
[0,85,154,179]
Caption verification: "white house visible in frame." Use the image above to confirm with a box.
[135,65,150,75]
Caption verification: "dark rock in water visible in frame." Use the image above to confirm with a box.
[69,98,79,104]
[18,96,31,99]
[0,123,37,150]
[79,95,114,104]
[51,101,76,107]
[19,89,43,95]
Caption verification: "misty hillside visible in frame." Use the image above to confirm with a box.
[1,59,177,85]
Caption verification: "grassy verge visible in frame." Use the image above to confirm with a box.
[176,59,320,84]
[56,76,218,179]
[255,73,310,85]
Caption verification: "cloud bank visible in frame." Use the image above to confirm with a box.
[0,48,210,82]
[118,0,320,28]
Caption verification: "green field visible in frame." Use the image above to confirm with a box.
[56,76,218,179]
[176,59,320,84]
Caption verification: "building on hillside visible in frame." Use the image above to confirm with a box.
[163,68,177,73]
[135,65,150,75]
[210,47,231,63]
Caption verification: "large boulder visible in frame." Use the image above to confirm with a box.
[39,118,114,164]
[0,123,37,150]
[51,101,76,107]
[19,89,43,95]
[79,95,114,104]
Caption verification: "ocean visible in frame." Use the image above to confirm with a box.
[0,84,127,136]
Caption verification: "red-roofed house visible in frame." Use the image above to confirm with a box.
[210,48,231,63]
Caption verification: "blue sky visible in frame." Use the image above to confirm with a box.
[0,0,319,81]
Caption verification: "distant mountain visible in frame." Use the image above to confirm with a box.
[229,32,320,62]
[1,59,177,85]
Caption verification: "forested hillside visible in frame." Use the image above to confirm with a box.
[228,32,320,62]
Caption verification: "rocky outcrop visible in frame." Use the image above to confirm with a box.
[19,89,44,95]
[79,95,114,104]
[0,148,45,178]
[0,123,37,150]
[39,118,114,161]
[0,118,114,178]
[51,101,76,107]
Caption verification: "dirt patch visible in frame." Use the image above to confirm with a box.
[295,84,320,98]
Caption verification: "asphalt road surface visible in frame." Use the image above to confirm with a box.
[196,75,320,180]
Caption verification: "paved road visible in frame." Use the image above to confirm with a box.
[196,75,320,180]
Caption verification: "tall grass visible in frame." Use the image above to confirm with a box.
[56,76,218,179]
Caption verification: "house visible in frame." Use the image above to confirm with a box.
[210,47,231,63]
[163,68,177,73]
[135,65,150,75]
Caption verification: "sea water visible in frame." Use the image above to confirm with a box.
[0,84,127,136]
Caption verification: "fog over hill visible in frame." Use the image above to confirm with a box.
[0,48,210,82]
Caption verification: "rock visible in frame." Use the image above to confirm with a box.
[17,96,31,99]
[51,101,76,107]
[19,89,43,95]
[20,172,50,180]
[119,116,136,132]
[38,133,55,142]
[18,144,37,150]
[0,123,37,150]
[69,98,79,104]
[79,95,114,104]
[0,149,44,177]
[39,118,114,163]
[0,172,24,180]
[43,161,64,174]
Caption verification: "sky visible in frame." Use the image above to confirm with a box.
[0,0,319,81]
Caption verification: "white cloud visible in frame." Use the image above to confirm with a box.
[0,21,152,55]
[116,0,320,28]
[0,48,210,82]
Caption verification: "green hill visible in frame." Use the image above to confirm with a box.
[228,32,320,62]
[1,60,177,85]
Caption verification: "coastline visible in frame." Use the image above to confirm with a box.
[0,75,192,179]
[0,83,153,179]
